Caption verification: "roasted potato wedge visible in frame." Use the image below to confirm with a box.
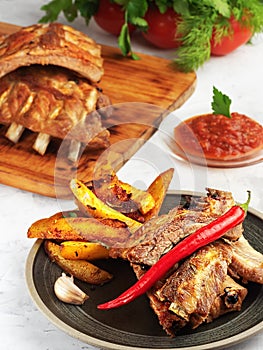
[90,163,155,214]
[28,216,131,248]
[144,168,174,221]
[70,179,142,233]
[113,178,155,214]
[27,213,84,241]
[44,240,112,285]
[60,241,109,260]
[93,171,155,215]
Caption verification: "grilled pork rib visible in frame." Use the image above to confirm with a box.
[109,189,262,337]
[0,23,111,159]
[0,23,104,82]
[0,65,110,144]
[132,243,246,336]
[156,241,232,329]
[110,188,243,263]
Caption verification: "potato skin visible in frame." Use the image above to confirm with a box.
[28,215,131,248]
[60,241,109,260]
[144,168,174,221]
[44,240,113,285]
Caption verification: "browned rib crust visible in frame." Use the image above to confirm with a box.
[0,33,7,43]
[156,241,232,329]
[0,23,103,82]
[0,65,110,143]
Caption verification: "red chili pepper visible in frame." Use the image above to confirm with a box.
[97,191,251,310]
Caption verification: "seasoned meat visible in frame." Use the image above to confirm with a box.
[111,188,252,337]
[156,241,232,329]
[0,33,7,43]
[132,242,238,336]
[0,23,103,82]
[0,23,112,159]
[111,188,242,265]
[228,235,263,284]
[132,263,187,336]
[0,65,110,144]
[126,208,217,265]
[96,90,113,119]
[207,275,247,322]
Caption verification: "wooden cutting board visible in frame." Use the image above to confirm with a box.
[0,22,196,198]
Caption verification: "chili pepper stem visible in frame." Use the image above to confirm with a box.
[239,190,251,212]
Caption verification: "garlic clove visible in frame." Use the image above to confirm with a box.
[54,273,89,305]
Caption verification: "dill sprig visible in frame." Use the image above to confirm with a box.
[174,0,263,71]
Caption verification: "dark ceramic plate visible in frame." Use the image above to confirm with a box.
[26,192,263,350]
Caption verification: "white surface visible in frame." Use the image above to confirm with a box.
[0,1,262,349]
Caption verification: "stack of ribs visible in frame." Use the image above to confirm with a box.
[110,188,263,336]
[0,23,111,161]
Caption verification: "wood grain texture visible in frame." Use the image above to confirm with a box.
[0,22,196,198]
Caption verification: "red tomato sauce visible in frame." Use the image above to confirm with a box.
[174,113,263,160]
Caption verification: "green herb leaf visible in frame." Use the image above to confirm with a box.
[130,51,140,60]
[63,5,78,22]
[118,22,140,60]
[154,0,169,13]
[172,0,190,17]
[211,86,232,118]
[126,0,148,18]
[40,0,98,24]
[118,23,130,56]
[130,16,148,29]
[175,15,214,72]
[75,0,99,25]
[203,0,231,17]
[117,0,148,57]
[39,0,73,23]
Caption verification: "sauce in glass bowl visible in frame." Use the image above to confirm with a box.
[174,112,263,161]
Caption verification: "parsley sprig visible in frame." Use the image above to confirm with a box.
[212,86,232,118]
[39,0,263,71]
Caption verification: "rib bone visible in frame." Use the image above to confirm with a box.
[33,132,51,155]
[68,139,83,162]
[5,122,25,143]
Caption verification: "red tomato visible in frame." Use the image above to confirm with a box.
[210,16,252,56]
[142,5,181,49]
[93,0,135,36]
